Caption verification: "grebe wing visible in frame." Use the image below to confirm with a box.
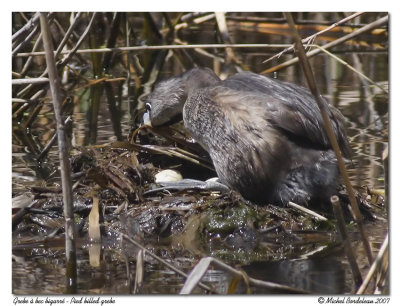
[214,73,352,158]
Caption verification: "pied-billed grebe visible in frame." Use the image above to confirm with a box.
[145,67,351,206]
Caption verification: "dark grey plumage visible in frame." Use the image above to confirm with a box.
[146,68,351,206]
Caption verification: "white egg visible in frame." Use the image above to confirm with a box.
[155,169,183,183]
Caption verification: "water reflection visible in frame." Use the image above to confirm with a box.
[242,257,346,294]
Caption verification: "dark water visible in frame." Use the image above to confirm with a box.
[12,19,388,295]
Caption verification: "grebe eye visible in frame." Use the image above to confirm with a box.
[145,103,152,111]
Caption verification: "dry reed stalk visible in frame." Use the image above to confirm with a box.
[20,32,43,76]
[288,201,328,221]
[133,250,144,294]
[262,15,388,74]
[12,12,40,44]
[263,12,365,65]
[58,12,98,67]
[356,233,388,294]
[284,12,374,266]
[12,78,49,85]
[12,25,40,57]
[39,12,77,293]
[16,13,97,99]
[180,256,309,294]
[331,196,363,287]
[215,12,240,65]
[15,43,292,58]
[120,233,213,293]
[313,45,388,94]
[54,12,82,60]
[382,146,388,212]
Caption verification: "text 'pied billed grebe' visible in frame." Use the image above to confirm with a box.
[145,67,352,207]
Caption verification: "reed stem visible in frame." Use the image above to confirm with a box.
[263,15,388,74]
[39,13,77,293]
[284,12,374,265]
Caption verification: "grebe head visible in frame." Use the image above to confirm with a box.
[146,67,220,127]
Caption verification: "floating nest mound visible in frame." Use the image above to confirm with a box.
[13,129,385,264]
